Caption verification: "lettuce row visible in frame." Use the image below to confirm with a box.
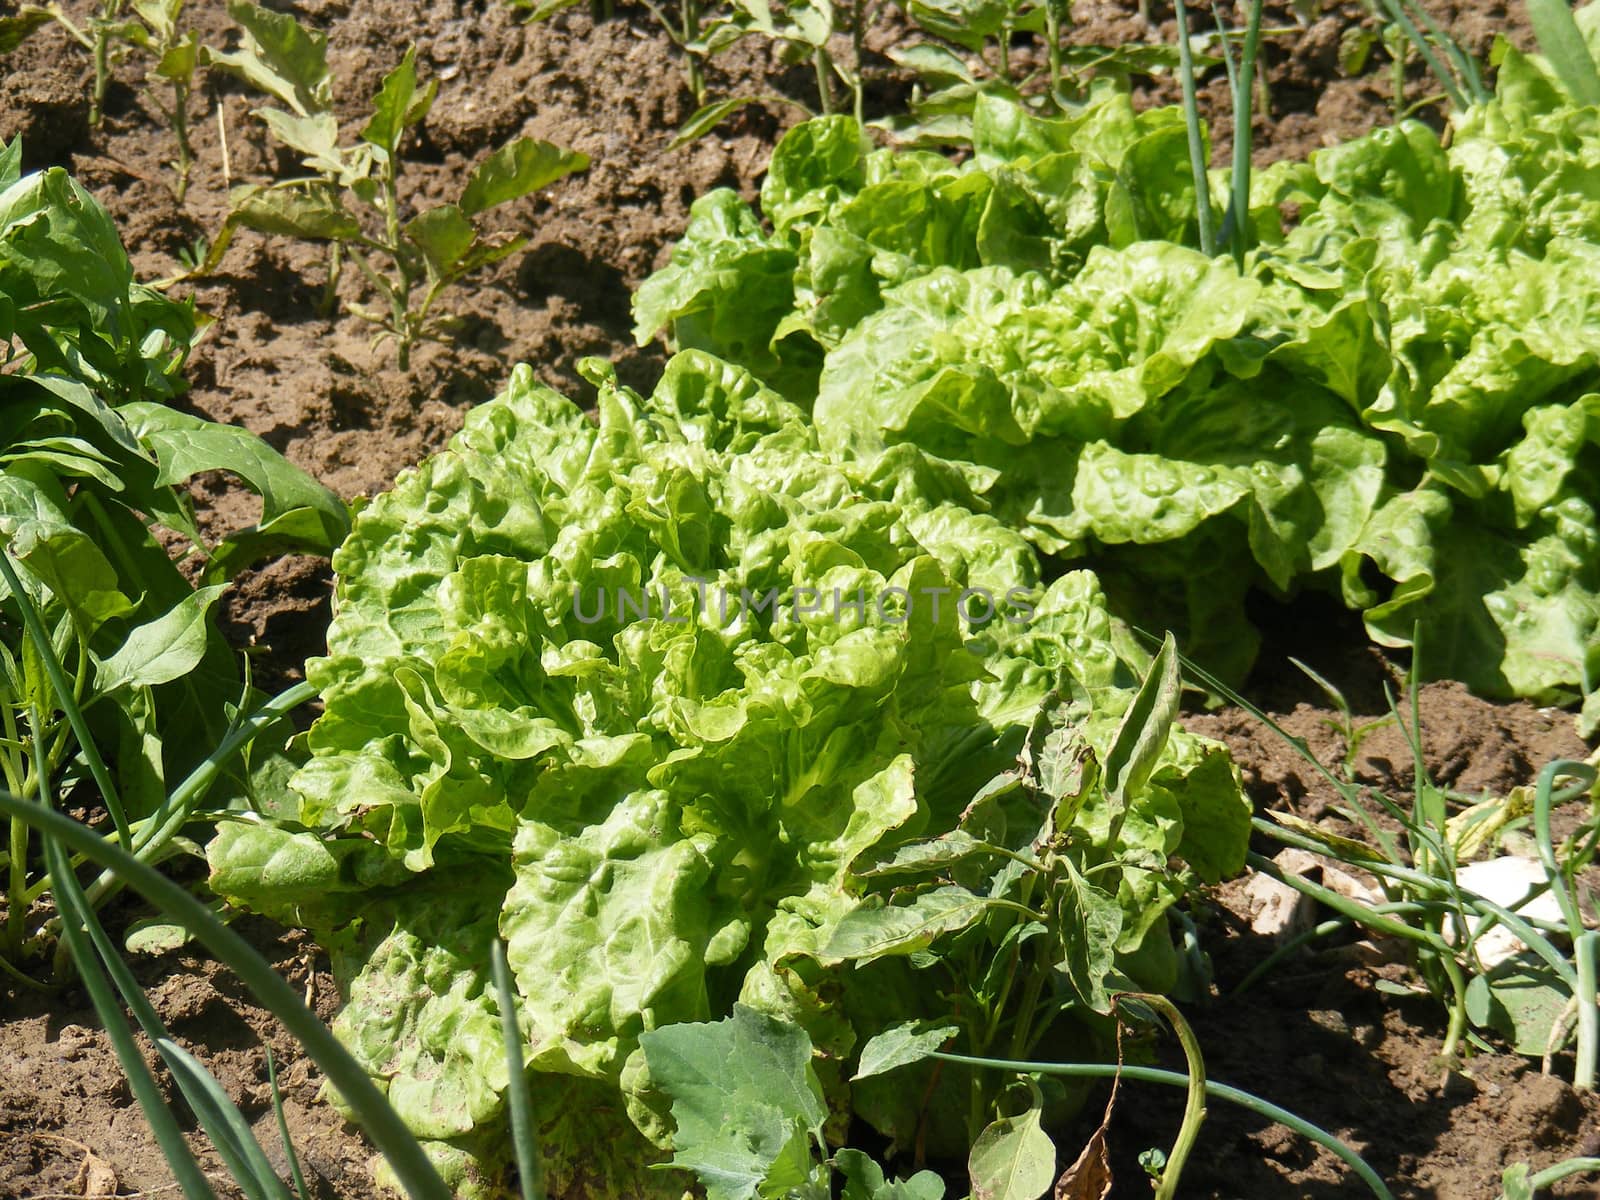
[208,350,1248,1194]
[635,78,1600,714]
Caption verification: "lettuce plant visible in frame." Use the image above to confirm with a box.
[633,69,1600,724]
[204,0,588,369]
[206,348,1247,1195]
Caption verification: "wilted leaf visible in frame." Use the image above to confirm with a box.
[853,830,988,877]
[0,7,52,54]
[225,183,361,241]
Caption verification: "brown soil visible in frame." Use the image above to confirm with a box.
[3,0,1598,1198]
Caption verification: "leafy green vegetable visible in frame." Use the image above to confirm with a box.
[208,348,1246,1191]
[634,80,1600,715]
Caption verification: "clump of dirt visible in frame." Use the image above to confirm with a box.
[1186,679,1591,819]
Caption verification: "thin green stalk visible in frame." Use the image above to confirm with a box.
[378,152,418,369]
[1576,934,1598,1091]
[1527,0,1600,107]
[681,0,704,105]
[1399,0,1484,104]
[492,938,545,1200]
[266,1047,311,1200]
[932,1050,1395,1200]
[171,79,194,202]
[1042,0,1063,107]
[1534,759,1600,1088]
[91,30,111,126]
[32,712,220,1200]
[1173,0,1216,256]
[1007,940,1048,1060]
[54,829,292,1200]
[0,790,453,1200]
[319,242,342,318]
[1227,0,1265,266]
[1231,902,1431,997]
[1123,995,1205,1200]
[851,0,865,124]
[1375,0,1465,111]
[1522,1158,1600,1194]
[813,46,835,115]
[0,549,130,849]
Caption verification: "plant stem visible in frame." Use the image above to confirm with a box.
[320,242,343,318]
[171,79,193,203]
[681,0,703,104]
[91,31,110,126]
[1227,0,1265,266]
[1043,0,1063,108]
[0,550,129,849]
[378,150,417,369]
[83,680,317,910]
[934,1051,1395,1199]
[813,47,835,115]
[1173,0,1216,256]
[1122,995,1205,1200]
[492,938,546,1200]
[851,0,865,123]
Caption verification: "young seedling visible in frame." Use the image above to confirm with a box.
[0,0,201,198]
[203,1,588,369]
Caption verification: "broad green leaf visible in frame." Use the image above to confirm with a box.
[153,34,200,84]
[118,401,349,557]
[1053,861,1122,1013]
[1464,953,1572,1056]
[94,584,228,694]
[836,1149,945,1200]
[853,1020,958,1080]
[968,1093,1056,1200]
[640,1006,827,1200]
[458,137,589,216]
[362,47,437,155]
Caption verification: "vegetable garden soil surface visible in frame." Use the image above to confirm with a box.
[1,0,1597,1198]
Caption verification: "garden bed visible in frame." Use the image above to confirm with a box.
[2,1,1598,1197]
